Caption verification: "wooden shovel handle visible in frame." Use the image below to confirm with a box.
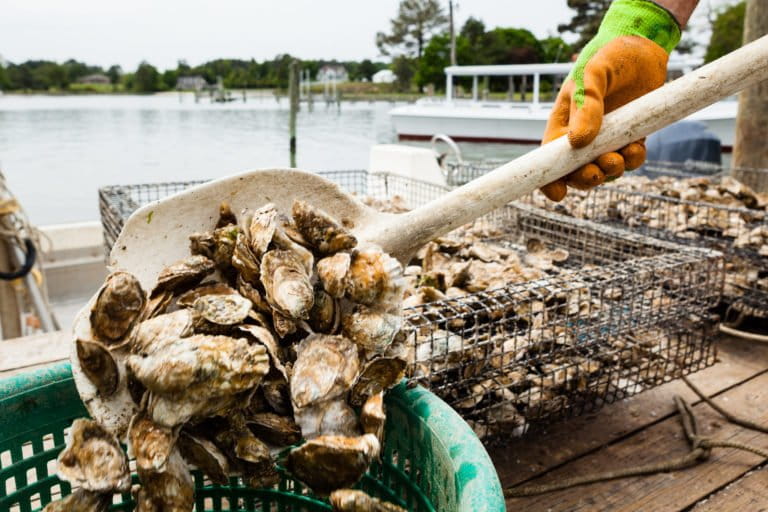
[369,35,768,261]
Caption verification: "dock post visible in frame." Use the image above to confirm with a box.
[289,60,300,168]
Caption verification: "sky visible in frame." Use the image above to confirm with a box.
[0,0,734,71]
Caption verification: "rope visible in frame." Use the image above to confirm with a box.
[719,324,768,343]
[505,377,768,498]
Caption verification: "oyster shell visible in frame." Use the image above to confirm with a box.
[135,448,194,512]
[176,282,237,308]
[57,419,131,493]
[41,489,111,512]
[177,432,230,485]
[261,249,314,320]
[128,411,177,473]
[151,255,215,297]
[291,334,360,409]
[292,199,357,254]
[309,287,340,334]
[246,412,302,446]
[317,252,351,299]
[232,231,261,283]
[189,232,215,259]
[237,324,287,377]
[295,398,360,439]
[90,271,145,343]
[193,293,252,325]
[342,306,402,354]
[247,204,278,257]
[329,489,407,512]
[349,355,406,407]
[130,309,196,355]
[286,434,380,495]
[142,289,174,320]
[76,339,119,397]
[345,250,404,306]
[360,392,386,442]
[212,225,239,272]
[216,201,238,228]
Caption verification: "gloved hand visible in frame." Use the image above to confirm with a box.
[540,0,681,201]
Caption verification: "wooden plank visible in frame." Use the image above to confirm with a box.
[692,466,768,511]
[505,371,768,511]
[492,335,768,485]
[0,330,69,374]
[0,239,22,339]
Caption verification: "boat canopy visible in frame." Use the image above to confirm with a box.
[443,59,701,104]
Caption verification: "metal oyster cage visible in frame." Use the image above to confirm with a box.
[543,169,768,323]
[99,171,723,441]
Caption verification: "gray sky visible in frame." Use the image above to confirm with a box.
[1,0,731,71]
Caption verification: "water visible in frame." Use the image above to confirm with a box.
[0,93,532,225]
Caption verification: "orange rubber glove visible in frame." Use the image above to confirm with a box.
[540,0,681,201]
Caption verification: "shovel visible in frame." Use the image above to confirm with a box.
[112,36,768,289]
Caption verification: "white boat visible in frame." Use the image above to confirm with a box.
[390,62,738,151]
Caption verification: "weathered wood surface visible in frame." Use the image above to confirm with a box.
[505,370,768,511]
[692,465,768,511]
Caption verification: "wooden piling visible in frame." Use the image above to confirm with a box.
[289,60,300,168]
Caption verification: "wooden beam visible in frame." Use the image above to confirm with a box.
[691,466,768,511]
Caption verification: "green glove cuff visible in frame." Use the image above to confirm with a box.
[569,0,681,107]
[598,0,682,54]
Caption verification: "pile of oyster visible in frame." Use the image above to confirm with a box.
[49,201,409,511]
[527,175,768,304]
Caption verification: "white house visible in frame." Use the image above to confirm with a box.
[372,69,396,84]
[176,75,208,91]
[316,65,348,83]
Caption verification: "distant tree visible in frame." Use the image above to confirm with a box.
[540,36,572,63]
[415,33,469,88]
[558,0,611,52]
[460,17,486,49]
[705,1,745,63]
[161,69,177,90]
[133,61,160,92]
[107,65,122,90]
[482,28,542,65]
[376,0,448,60]
[0,64,8,90]
[357,59,378,81]
[391,55,415,92]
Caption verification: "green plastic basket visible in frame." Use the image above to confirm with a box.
[0,363,504,512]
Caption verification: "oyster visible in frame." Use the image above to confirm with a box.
[286,434,380,494]
[193,293,252,325]
[189,232,215,259]
[237,324,287,377]
[295,398,360,439]
[247,204,278,257]
[135,448,194,512]
[261,249,314,320]
[232,231,261,283]
[329,489,407,512]
[151,255,215,296]
[291,334,360,409]
[317,252,351,299]
[216,201,238,228]
[292,199,357,254]
[128,412,177,472]
[212,225,239,272]
[177,432,230,485]
[246,412,302,446]
[342,306,402,354]
[90,271,145,343]
[41,489,111,512]
[360,392,386,442]
[142,289,174,320]
[176,282,237,308]
[130,309,196,355]
[309,287,340,334]
[349,355,406,406]
[76,339,119,397]
[57,419,131,493]
[345,250,404,306]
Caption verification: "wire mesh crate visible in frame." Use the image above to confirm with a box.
[523,169,768,324]
[99,171,723,441]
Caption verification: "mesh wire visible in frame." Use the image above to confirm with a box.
[98,170,722,440]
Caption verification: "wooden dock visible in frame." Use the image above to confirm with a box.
[1,332,766,510]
